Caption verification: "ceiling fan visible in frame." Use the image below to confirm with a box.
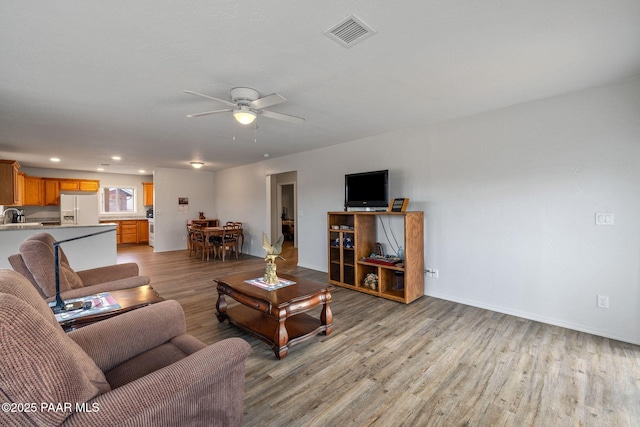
[184,87,305,125]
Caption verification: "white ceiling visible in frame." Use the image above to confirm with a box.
[1,1,639,175]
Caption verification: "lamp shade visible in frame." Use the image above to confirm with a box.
[233,106,256,125]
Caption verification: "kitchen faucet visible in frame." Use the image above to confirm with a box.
[2,208,22,224]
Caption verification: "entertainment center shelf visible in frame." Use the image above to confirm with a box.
[327,211,424,304]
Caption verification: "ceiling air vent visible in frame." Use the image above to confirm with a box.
[324,14,376,48]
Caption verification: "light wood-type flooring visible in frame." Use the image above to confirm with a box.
[118,243,640,427]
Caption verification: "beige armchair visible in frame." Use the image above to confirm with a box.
[0,269,251,426]
[8,232,150,302]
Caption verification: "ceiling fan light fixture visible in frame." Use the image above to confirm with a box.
[190,161,204,169]
[233,106,256,125]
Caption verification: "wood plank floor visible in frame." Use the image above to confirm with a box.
[118,243,640,427]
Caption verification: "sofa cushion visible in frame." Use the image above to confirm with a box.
[0,293,110,426]
[0,269,59,327]
[0,271,111,396]
[19,232,83,298]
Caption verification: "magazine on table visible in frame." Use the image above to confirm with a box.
[48,293,121,322]
[244,277,296,290]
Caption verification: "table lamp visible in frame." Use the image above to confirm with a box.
[51,228,116,314]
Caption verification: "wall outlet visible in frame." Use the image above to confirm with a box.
[597,295,609,309]
[595,213,614,225]
[425,268,439,278]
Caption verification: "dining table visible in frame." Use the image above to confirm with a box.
[202,226,244,260]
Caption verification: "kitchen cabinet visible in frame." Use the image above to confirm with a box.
[58,179,100,192]
[59,180,79,191]
[138,219,149,242]
[24,176,44,206]
[102,219,149,244]
[0,160,21,205]
[120,220,138,244]
[13,172,25,206]
[142,182,154,206]
[79,180,99,192]
[43,179,60,206]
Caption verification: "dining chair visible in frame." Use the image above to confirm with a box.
[191,228,215,261]
[212,225,239,261]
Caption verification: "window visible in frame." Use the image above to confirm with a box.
[100,186,136,214]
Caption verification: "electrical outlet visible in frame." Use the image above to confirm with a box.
[597,295,609,309]
[595,213,614,225]
[425,268,439,278]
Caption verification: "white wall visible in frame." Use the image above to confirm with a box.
[154,167,215,252]
[213,75,640,344]
[214,164,271,256]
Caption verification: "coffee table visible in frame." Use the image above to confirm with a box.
[215,270,333,359]
[56,285,164,332]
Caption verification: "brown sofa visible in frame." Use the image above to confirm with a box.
[8,232,150,302]
[0,269,251,426]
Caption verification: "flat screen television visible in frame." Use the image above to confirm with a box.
[345,170,389,209]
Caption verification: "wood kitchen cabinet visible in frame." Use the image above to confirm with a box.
[120,220,138,244]
[102,219,149,244]
[79,180,100,192]
[0,160,21,205]
[59,179,100,192]
[13,172,25,206]
[43,179,60,206]
[138,219,149,242]
[23,176,44,206]
[142,182,154,206]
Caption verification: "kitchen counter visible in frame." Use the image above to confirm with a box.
[0,223,115,231]
[0,223,117,271]
[100,216,149,221]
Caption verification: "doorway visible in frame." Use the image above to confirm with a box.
[268,171,297,260]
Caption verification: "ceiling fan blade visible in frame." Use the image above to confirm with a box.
[187,109,233,118]
[183,90,236,108]
[260,110,305,124]
[251,93,286,109]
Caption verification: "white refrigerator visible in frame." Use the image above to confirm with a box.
[60,194,100,225]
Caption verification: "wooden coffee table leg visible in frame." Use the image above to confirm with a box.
[321,291,333,335]
[216,293,227,322]
[274,316,289,359]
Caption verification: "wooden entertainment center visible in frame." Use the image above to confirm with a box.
[327,211,424,303]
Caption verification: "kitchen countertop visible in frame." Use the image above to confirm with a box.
[0,223,117,232]
[99,216,149,221]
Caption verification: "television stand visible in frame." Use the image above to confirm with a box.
[327,211,424,303]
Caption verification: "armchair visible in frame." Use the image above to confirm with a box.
[8,232,150,302]
[0,269,251,426]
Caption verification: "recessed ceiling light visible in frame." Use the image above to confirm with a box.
[190,161,204,169]
[138,169,146,173]
[97,168,104,171]
[50,157,60,162]
[112,156,121,161]
[263,154,269,158]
